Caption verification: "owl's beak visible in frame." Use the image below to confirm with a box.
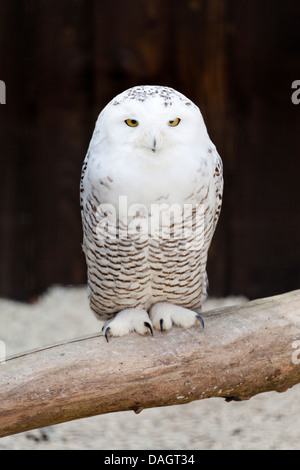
[152,137,157,153]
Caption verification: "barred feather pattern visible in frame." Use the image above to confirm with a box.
[81,154,222,321]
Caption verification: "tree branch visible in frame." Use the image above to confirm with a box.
[1,290,300,438]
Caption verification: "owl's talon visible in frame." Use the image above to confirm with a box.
[150,302,206,331]
[102,308,152,339]
[196,314,205,329]
[105,327,111,343]
[144,322,153,336]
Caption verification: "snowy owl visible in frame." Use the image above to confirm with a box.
[80,85,223,340]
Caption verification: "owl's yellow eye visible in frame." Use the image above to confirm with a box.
[168,117,181,127]
[125,119,139,127]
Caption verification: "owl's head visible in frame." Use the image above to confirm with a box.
[90,86,210,163]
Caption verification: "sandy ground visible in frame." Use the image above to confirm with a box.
[0,286,300,450]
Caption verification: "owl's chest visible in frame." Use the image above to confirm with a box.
[97,154,212,208]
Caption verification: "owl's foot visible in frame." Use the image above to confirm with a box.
[104,308,153,342]
[149,302,204,332]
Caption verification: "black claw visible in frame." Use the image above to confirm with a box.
[144,322,153,336]
[159,318,164,333]
[105,326,110,343]
[196,314,205,329]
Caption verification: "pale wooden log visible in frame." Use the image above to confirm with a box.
[1,290,300,438]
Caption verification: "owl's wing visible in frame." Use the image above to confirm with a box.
[80,151,91,215]
[211,147,224,235]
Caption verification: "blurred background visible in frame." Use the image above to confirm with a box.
[0,0,299,302]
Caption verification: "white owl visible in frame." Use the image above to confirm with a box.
[80,85,223,340]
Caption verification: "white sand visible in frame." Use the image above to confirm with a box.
[0,286,299,450]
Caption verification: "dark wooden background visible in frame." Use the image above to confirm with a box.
[0,0,299,302]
